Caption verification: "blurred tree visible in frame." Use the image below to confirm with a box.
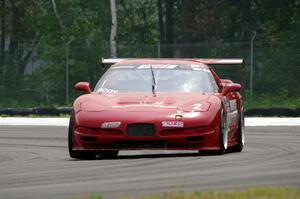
[0,0,42,96]
[109,0,117,58]
[0,0,112,106]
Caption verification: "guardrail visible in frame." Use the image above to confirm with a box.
[0,107,299,117]
[0,107,72,116]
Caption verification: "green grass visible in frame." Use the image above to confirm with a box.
[89,186,299,199]
[245,96,300,109]
[243,92,300,109]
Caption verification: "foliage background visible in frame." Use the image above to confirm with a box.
[0,0,299,108]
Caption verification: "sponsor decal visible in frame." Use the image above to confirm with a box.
[162,121,184,128]
[101,122,121,128]
[112,104,176,108]
[138,64,178,69]
[191,65,210,72]
[98,88,119,93]
[113,65,136,69]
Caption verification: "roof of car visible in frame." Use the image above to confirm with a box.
[113,59,209,69]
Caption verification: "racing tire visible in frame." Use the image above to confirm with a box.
[198,108,228,156]
[218,108,228,155]
[231,107,245,152]
[68,113,95,160]
[97,151,119,158]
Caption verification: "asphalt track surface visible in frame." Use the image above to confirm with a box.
[0,125,299,199]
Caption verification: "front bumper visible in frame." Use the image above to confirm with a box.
[73,125,220,151]
[72,109,221,151]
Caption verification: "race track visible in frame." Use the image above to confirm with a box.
[0,125,299,199]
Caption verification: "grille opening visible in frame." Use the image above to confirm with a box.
[187,136,204,142]
[127,123,155,136]
[81,136,98,142]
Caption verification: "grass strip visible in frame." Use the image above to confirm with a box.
[90,186,300,199]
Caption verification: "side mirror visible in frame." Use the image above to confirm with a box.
[220,79,233,84]
[221,83,241,95]
[75,82,92,94]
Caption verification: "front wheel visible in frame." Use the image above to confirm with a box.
[68,113,95,160]
[218,108,228,155]
[232,107,245,152]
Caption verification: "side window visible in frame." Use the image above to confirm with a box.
[208,72,219,92]
[209,68,222,92]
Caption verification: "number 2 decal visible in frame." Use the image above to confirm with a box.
[193,103,202,110]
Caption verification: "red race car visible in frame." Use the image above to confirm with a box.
[68,58,245,159]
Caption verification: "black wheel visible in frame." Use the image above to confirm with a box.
[232,107,245,152]
[218,108,228,155]
[68,113,95,160]
[98,151,119,158]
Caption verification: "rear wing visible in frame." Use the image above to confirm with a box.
[189,59,243,65]
[102,58,127,64]
[101,58,243,65]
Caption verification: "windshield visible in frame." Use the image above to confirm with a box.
[94,64,218,93]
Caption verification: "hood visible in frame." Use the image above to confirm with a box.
[80,92,213,112]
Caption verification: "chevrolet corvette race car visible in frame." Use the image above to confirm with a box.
[68,58,245,159]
